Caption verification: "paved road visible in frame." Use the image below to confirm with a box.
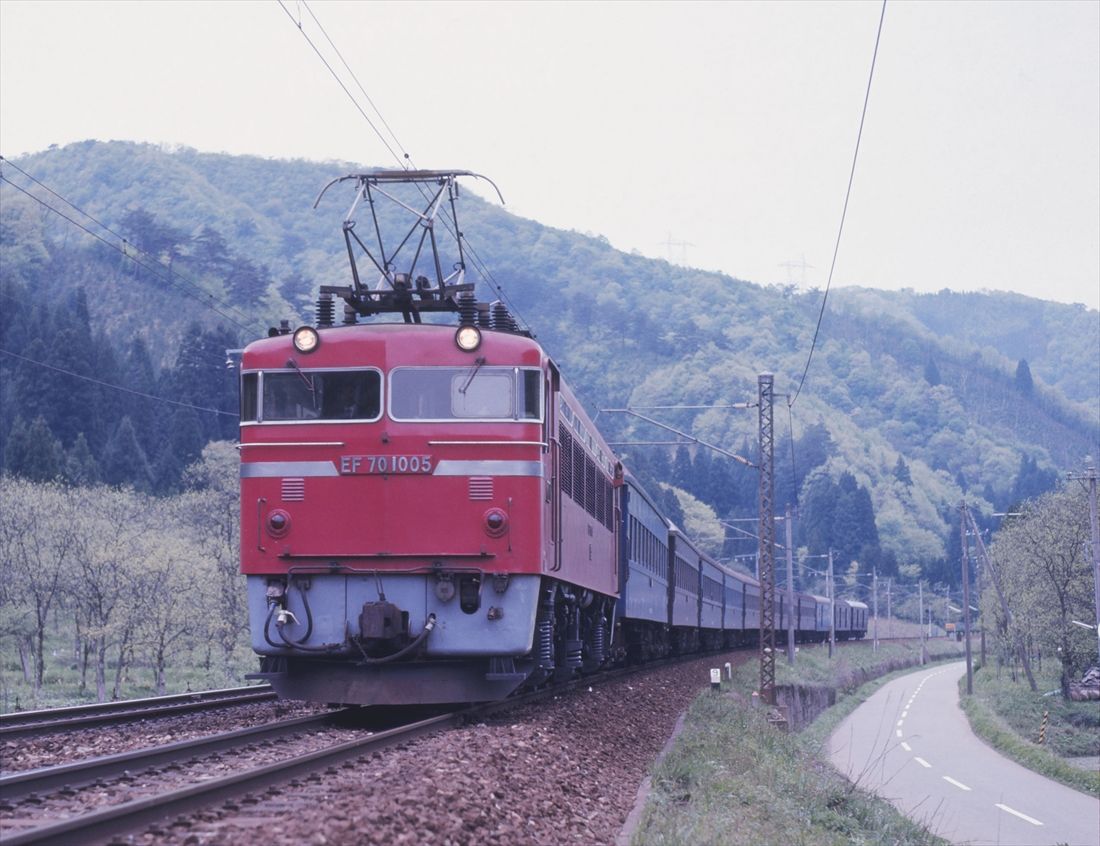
[827,661,1100,846]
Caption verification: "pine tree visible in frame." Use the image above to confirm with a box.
[122,337,161,459]
[48,327,99,448]
[672,446,693,490]
[65,432,100,485]
[4,416,64,481]
[1015,359,1034,395]
[100,416,152,490]
[923,358,941,386]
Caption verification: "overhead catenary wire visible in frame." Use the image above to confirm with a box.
[0,156,260,331]
[299,1,410,166]
[0,164,260,335]
[275,1,532,333]
[0,348,239,418]
[789,0,887,407]
[275,0,406,167]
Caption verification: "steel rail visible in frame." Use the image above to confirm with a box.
[0,653,726,845]
[0,687,276,740]
[0,710,341,802]
[1,711,460,846]
[0,642,903,844]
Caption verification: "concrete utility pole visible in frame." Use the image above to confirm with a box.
[919,581,926,665]
[872,569,879,652]
[886,578,892,639]
[965,504,1036,691]
[785,503,795,666]
[757,374,776,704]
[976,533,986,667]
[828,549,836,658]
[1069,464,1100,665]
[960,501,974,695]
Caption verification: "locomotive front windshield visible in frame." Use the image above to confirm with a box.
[241,370,382,422]
[390,367,541,421]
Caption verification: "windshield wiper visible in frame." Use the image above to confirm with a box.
[459,356,486,394]
[286,359,316,394]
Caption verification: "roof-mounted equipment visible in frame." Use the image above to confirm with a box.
[313,169,504,325]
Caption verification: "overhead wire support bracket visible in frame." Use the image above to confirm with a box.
[600,407,755,467]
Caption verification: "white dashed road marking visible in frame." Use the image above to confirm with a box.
[943,776,971,791]
[995,804,1043,826]
[900,742,911,752]
[914,757,931,768]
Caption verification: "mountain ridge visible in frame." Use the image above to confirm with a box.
[2,140,1097,583]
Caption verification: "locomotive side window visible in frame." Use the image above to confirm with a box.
[389,367,543,421]
[258,370,381,422]
[521,370,541,419]
[240,373,258,421]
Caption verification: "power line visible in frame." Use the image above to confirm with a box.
[0,157,259,331]
[300,1,410,165]
[790,0,887,407]
[275,0,405,167]
[0,165,259,334]
[275,2,533,333]
[0,348,239,418]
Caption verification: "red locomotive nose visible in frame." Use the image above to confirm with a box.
[483,509,508,537]
[267,510,291,537]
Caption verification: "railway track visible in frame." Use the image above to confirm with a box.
[0,685,276,740]
[0,642,908,845]
[1,701,488,845]
[0,653,733,845]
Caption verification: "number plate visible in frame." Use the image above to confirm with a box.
[339,455,432,475]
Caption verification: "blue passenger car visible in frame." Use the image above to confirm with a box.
[668,528,702,652]
[616,475,673,661]
[698,549,725,649]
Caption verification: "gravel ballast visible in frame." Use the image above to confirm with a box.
[134,654,747,846]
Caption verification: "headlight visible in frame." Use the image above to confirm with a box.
[293,326,320,353]
[455,325,481,352]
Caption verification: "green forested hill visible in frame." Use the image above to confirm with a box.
[2,141,1097,587]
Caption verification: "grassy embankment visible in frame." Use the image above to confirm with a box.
[0,631,258,714]
[631,636,965,845]
[959,662,1099,796]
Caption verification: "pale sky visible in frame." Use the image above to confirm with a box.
[2,0,1098,309]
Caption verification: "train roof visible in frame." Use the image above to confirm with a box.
[622,472,671,521]
[719,564,759,587]
[242,321,545,369]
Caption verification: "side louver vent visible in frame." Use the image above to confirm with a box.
[282,478,305,502]
[468,476,493,501]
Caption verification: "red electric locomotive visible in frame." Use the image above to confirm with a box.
[241,171,620,704]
